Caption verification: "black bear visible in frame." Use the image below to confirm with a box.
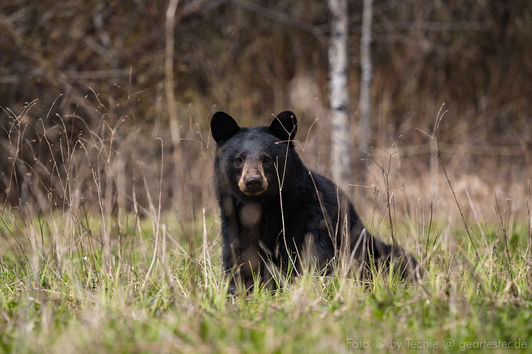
[211,111,418,291]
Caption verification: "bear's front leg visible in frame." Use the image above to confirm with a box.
[235,202,264,291]
[219,194,242,294]
[221,201,265,293]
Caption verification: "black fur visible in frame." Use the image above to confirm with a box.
[211,111,418,291]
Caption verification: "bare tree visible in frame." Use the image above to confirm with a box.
[165,0,182,207]
[359,0,373,161]
[328,0,351,189]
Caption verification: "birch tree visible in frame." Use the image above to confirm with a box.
[328,0,351,188]
[359,0,373,158]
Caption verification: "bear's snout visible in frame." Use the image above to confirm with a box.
[245,176,262,190]
[238,160,268,196]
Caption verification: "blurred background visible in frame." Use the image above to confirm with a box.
[1,0,530,223]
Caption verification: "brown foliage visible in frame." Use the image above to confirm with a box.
[0,0,530,216]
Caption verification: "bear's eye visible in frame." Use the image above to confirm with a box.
[234,156,244,166]
[261,155,272,163]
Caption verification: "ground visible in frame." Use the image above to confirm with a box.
[0,211,530,353]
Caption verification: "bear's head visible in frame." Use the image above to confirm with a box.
[211,111,298,198]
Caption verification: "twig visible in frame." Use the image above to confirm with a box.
[382,155,396,246]
[142,138,164,290]
[430,104,479,260]
[527,180,531,286]
[465,188,488,248]
[202,207,212,288]
[526,180,531,261]
[274,158,299,277]
[232,0,325,44]
[370,151,397,246]
[424,201,433,261]
[495,196,515,279]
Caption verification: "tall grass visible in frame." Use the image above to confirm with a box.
[0,101,531,353]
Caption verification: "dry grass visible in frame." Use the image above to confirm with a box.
[0,99,531,353]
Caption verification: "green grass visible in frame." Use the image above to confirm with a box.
[0,212,531,353]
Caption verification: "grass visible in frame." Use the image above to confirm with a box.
[1,208,531,353]
[1,100,530,353]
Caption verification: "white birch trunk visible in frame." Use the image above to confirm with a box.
[359,0,373,156]
[328,0,351,188]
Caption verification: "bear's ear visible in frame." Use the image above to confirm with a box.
[211,112,240,145]
[269,111,297,142]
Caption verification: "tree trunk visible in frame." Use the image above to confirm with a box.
[165,0,183,209]
[359,0,373,162]
[328,0,351,189]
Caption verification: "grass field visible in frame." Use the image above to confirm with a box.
[1,98,530,353]
[1,1,531,350]
[1,204,530,353]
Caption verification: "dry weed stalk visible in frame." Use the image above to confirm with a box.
[416,103,479,260]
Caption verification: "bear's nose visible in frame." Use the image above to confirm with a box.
[245,176,262,191]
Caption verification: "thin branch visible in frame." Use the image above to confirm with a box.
[433,105,479,260]
[232,0,325,44]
